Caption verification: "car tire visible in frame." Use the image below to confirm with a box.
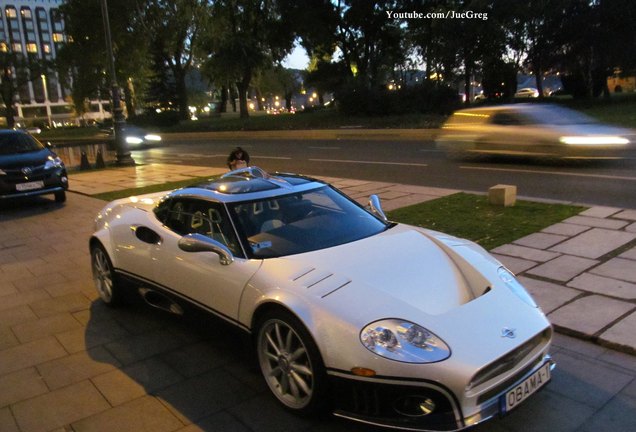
[54,190,66,203]
[91,243,122,307]
[256,309,328,415]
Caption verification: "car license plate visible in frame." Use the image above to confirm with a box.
[16,181,44,191]
[501,362,551,413]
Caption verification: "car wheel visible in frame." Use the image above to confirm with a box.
[256,310,327,414]
[54,190,66,203]
[91,244,122,307]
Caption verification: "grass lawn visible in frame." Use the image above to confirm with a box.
[387,192,586,250]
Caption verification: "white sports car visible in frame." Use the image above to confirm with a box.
[90,167,554,431]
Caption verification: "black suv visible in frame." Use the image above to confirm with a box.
[0,129,68,203]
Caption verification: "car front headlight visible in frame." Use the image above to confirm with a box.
[559,136,629,145]
[126,136,144,145]
[498,267,537,307]
[143,134,161,142]
[44,156,64,170]
[360,319,451,363]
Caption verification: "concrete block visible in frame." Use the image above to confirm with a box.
[488,184,517,206]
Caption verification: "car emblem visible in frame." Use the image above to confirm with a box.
[21,167,32,175]
[501,328,516,339]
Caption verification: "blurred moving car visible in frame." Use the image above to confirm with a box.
[102,124,162,148]
[0,129,68,202]
[91,166,554,431]
[436,104,634,160]
[514,88,539,98]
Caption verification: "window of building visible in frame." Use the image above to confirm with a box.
[52,33,63,42]
[20,8,31,19]
[12,42,22,52]
[26,42,37,53]
[42,43,50,54]
[6,7,17,19]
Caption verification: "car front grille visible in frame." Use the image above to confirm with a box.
[1,163,48,184]
[469,328,551,403]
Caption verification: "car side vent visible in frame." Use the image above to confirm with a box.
[290,267,351,298]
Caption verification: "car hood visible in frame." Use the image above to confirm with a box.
[263,224,493,316]
[0,148,54,168]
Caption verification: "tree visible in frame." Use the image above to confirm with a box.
[256,66,301,110]
[140,0,208,121]
[59,0,151,120]
[1,51,50,128]
[200,0,296,118]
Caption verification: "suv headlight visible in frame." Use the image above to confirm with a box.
[44,156,64,170]
[498,267,537,307]
[360,319,451,363]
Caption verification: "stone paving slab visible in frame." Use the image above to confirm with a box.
[548,295,635,337]
[568,273,636,300]
[562,215,629,230]
[519,276,582,314]
[491,254,538,274]
[600,311,636,354]
[613,209,636,221]
[579,206,622,218]
[526,255,599,282]
[513,232,568,249]
[619,247,636,260]
[491,244,561,262]
[591,257,636,283]
[549,228,636,259]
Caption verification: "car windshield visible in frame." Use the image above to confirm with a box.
[228,185,389,258]
[524,105,598,125]
[0,133,45,155]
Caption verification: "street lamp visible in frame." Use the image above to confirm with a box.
[100,0,134,166]
[40,74,52,128]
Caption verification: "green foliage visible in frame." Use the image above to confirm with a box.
[387,193,586,251]
[130,110,180,128]
[337,81,460,116]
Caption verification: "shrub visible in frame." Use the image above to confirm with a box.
[336,82,460,116]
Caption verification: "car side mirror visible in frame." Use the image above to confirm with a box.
[369,194,388,222]
[178,233,234,265]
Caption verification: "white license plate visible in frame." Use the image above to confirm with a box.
[501,362,551,413]
[15,181,44,191]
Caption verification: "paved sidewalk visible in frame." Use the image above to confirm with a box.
[1,163,634,432]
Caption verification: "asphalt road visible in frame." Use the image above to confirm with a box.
[132,133,636,209]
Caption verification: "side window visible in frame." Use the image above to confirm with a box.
[159,198,243,257]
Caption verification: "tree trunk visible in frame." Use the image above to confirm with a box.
[534,63,544,98]
[173,67,189,121]
[255,88,264,111]
[237,73,250,119]
[2,70,16,128]
[464,65,471,106]
[124,81,136,119]
[219,85,228,113]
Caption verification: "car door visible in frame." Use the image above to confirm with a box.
[150,197,261,322]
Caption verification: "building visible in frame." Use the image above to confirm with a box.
[0,0,110,128]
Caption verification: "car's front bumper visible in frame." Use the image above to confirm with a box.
[328,354,555,431]
[0,168,68,200]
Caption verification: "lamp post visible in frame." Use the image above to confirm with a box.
[100,0,134,166]
[40,74,52,128]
